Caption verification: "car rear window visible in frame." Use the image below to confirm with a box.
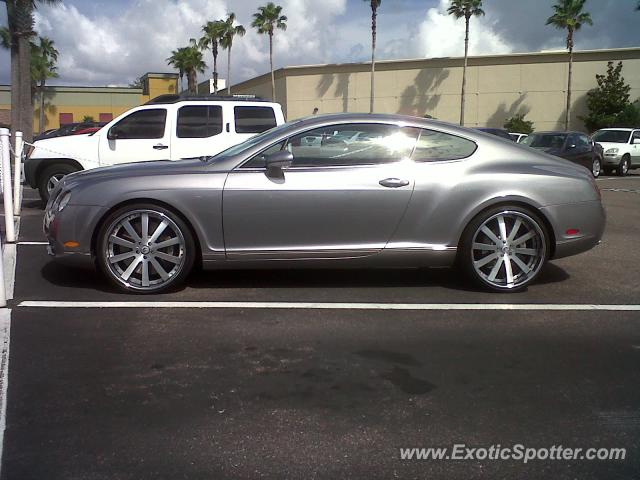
[411,129,477,162]
[177,106,223,138]
[234,106,277,134]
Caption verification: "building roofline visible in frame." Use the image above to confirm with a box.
[0,84,142,93]
[232,47,640,90]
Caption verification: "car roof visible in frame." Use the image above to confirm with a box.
[598,127,637,131]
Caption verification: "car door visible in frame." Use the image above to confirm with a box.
[631,130,640,166]
[562,134,585,167]
[222,123,419,260]
[98,107,171,165]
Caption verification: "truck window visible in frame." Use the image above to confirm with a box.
[177,105,223,138]
[112,109,167,139]
[234,106,277,134]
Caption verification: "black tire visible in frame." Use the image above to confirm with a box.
[38,164,79,203]
[591,157,601,178]
[96,203,196,294]
[617,155,630,177]
[459,205,550,293]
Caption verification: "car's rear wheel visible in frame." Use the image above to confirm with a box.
[617,155,630,177]
[591,157,601,178]
[460,207,549,292]
[96,204,195,293]
[38,164,79,203]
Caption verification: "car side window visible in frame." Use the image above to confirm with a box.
[411,129,477,162]
[111,109,167,140]
[234,106,277,134]
[632,131,640,143]
[241,141,286,168]
[177,106,222,138]
[285,123,419,168]
[576,134,590,148]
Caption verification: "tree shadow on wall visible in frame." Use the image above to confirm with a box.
[486,94,530,129]
[34,89,58,133]
[317,72,352,112]
[397,68,450,117]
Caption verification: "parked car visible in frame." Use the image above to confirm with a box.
[25,95,286,201]
[44,113,605,294]
[509,132,528,143]
[521,131,603,178]
[476,128,515,141]
[33,122,106,141]
[591,128,640,176]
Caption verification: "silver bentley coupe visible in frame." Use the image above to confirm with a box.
[44,113,605,294]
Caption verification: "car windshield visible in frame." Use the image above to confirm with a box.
[592,130,631,143]
[207,120,301,162]
[521,133,567,149]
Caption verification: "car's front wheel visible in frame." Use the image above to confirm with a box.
[460,207,550,292]
[591,157,601,178]
[617,155,630,177]
[96,204,196,293]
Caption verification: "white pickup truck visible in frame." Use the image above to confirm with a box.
[24,95,286,200]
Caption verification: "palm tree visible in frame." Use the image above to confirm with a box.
[252,3,287,102]
[447,0,484,126]
[220,13,246,95]
[166,47,189,93]
[31,36,58,134]
[2,0,62,141]
[364,0,381,113]
[546,0,593,131]
[199,20,226,93]
[184,38,206,94]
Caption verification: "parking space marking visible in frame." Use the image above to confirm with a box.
[16,242,48,246]
[16,301,640,311]
[0,309,10,470]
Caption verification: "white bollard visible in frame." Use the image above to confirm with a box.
[0,231,6,307]
[13,131,23,216]
[0,129,15,243]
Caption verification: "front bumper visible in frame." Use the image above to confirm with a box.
[541,200,606,259]
[44,203,107,267]
[602,154,622,166]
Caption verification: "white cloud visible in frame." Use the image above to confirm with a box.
[416,0,512,58]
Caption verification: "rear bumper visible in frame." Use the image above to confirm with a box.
[541,200,606,259]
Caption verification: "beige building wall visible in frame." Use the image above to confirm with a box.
[234,48,640,132]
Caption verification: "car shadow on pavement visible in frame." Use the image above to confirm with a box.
[39,260,570,296]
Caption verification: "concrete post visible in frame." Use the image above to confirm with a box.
[13,132,23,216]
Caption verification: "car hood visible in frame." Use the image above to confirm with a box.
[62,158,210,190]
[595,141,626,150]
[31,133,99,160]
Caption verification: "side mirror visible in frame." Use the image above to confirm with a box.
[568,144,576,149]
[264,150,293,176]
[107,126,120,141]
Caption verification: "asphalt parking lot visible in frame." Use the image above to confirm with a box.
[1,174,640,479]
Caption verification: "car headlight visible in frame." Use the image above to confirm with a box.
[605,148,619,155]
[58,192,71,211]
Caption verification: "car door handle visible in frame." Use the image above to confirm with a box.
[153,144,168,150]
[379,178,410,188]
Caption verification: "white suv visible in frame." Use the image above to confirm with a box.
[25,95,286,200]
[592,128,640,176]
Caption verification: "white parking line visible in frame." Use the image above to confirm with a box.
[0,309,9,469]
[16,242,47,246]
[16,301,640,311]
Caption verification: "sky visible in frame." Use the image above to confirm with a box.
[0,0,639,87]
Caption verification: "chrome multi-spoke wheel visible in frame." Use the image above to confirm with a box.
[591,158,601,178]
[466,209,548,291]
[98,205,195,293]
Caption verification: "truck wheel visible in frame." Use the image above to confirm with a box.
[617,155,630,177]
[38,164,79,203]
